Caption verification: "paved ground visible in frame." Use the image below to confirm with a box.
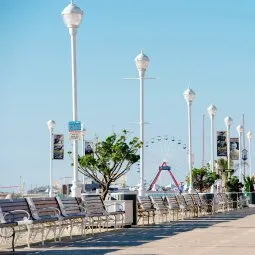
[2,208,255,255]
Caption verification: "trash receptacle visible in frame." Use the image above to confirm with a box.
[249,192,255,204]
[111,192,137,225]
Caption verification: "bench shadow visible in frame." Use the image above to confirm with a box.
[7,208,255,255]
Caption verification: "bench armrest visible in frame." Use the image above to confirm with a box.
[138,202,153,209]
[4,209,31,223]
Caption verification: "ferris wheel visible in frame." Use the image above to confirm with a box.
[142,134,188,191]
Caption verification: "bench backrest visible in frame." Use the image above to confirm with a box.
[191,193,201,206]
[137,196,154,211]
[149,196,168,211]
[56,197,83,217]
[166,195,180,210]
[82,195,105,215]
[26,197,60,220]
[0,198,31,223]
[183,194,195,207]
[176,195,188,208]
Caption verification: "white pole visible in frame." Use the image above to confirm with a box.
[238,132,242,181]
[49,128,54,197]
[69,27,80,197]
[211,115,215,173]
[188,101,193,193]
[249,137,252,178]
[81,124,85,186]
[210,114,215,193]
[247,131,252,178]
[138,70,145,197]
[227,125,230,171]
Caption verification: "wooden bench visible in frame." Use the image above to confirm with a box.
[0,198,42,251]
[26,197,64,241]
[191,193,213,215]
[183,194,197,217]
[149,196,169,223]
[56,196,87,237]
[82,194,125,232]
[137,196,156,225]
[213,193,231,212]
[176,194,194,218]
[165,195,181,221]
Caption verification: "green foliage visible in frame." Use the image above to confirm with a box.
[243,176,255,192]
[225,176,243,193]
[187,165,219,193]
[70,130,142,199]
[216,158,234,188]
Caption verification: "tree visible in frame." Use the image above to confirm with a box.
[186,164,219,193]
[243,176,255,192]
[71,130,142,200]
[216,158,234,189]
[225,176,243,192]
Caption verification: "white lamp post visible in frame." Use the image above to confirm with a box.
[47,120,56,197]
[236,124,244,181]
[207,105,217,193]
[62,1,83,197]
[135,50,150,197]
[183,88,195,193]
[247,130,252,178]
[224,117,233,177]
[81,123,86,186]
[207,105,217,172]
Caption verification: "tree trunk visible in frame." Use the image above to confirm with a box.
[101,182,111,200]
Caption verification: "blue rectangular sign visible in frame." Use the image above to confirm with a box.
[68,121,81,132]
[161,166,171,171]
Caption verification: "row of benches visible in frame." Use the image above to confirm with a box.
[137,193,245,225]
[0,195,125,251]
[0,192,247,251]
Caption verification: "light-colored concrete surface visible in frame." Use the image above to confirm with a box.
[3,208,255,255]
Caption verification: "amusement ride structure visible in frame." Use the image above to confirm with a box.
[138,135,187,192]
[148,161,182,192]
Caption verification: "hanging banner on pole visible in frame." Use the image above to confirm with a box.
[217,131,227,157]
[53,134,64,160]
[85,141,94,155]
[230,138,239,160]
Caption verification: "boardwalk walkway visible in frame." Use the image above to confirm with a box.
[3,207,255,255]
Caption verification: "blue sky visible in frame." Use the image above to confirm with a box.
[1,0,255,191]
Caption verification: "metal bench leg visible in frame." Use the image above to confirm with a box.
[69,221,73,239]
[11,228,15,252]
[41,225,45,245]
[26,225,31,248]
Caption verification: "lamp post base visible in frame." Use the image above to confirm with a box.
[138,186,145,197]
[71,180,82,197]
[188,186,195,194]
